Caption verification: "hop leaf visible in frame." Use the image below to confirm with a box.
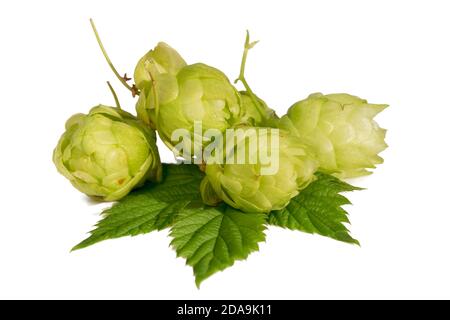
[268,172,362,245]
[170,204,266,287]
[72,164,203,250]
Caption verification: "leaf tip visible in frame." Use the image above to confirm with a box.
[70,244,82,252]
[71,238,92,252]
[195,275,207,289]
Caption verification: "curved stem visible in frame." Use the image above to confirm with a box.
[235,31,267,119]
[107,81,121,109]
[90,19,136,94]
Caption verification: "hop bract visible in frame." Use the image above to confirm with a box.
[239,91,279,128]
[201,127,318,213]
[279,93,388,178]
[53,105,162,201]
[134,42,187,90]
[134,42,187,127]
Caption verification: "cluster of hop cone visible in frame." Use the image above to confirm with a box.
[53,20,388,213]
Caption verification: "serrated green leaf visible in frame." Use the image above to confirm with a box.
[170,204,266,287]
[268,172,362,245]
[72,164,203,251]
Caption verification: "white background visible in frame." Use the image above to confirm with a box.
[0,0,449,299]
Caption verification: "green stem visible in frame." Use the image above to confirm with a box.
[107,81,121,109]
[90,19,136,94]
[235,31,265,118]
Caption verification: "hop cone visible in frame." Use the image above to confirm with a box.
[201,127,318,213]
[279,93,388,178]
[134,43,277,158]
[53,105,162,201]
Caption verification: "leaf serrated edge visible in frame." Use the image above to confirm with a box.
[169,207,267,288]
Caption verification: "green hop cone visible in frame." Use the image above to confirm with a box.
[134,42,187,128]
[53,105,162,201]
[201,127,318,213]
[239,91,279,127]
[134,42,187,90]
[279,93,388,178]
[136,61,242,155]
